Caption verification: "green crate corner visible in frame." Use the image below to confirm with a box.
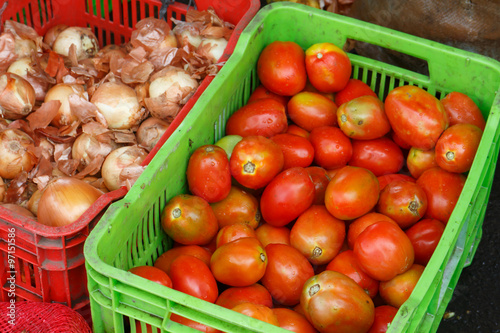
[84,2,500,333]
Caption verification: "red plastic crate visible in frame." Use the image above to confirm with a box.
[0,0,259,325]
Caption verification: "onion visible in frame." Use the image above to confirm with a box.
[43,24,69,49]
[37,176,104,227]
[27,188,43,216]
[0,73,36,120]
[82,176,109,193]
[136,117,171,151]
[197,38,228,63]
[44,83,85,127]
[90,80,146,130]
[101,145,148,191]
[0,177,5,202]
[52,26,99,60]
[14,38,37,59]
[0,203,35,218]
[149,67,198,99]
[0,128,37,179]
[71,132,119,171]
[173,22,203,49]
[7,57,51,101]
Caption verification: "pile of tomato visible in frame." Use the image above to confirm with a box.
[128,40,486,333]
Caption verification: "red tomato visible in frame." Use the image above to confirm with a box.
[260,167,315,227]
[287,124,310,139]
[128,265,172,288]
[230,135,284,189]
[347,212,398,249]
[290,205,346,265]
[257,41,307,96]
[309,126,353,169]
[406,147,438,179]
[376,180,428,229]
[247,84,290,106]
[305,166,331,205]
[348,137,404,177]
[302,80,335,101]
[379,264,425,308]
[216,222,257,248]
[337,95,391,140]
[209,186,260,229]
[287,91,338,131]
[225,98,288,138]
[391,130,412,150]
[441,91,485,131]
[367,305,398,333]
[210,237,267,287]
[377,173,416,191]
[416,167,466,224]
[170,314,218,333]
[335,78,378,107]
[271,133,315,170]
[154,245,212,275]
[255,223,291,247]
[231,302,279,326]
[215,283,273,309]
[325,166,380,220]
[353,221,415,281]
[435,123,483,174]
[261,243,315,306]
[305,42,352,93]
[301,270,375,333]
[405,218,446,266]
[161,194,218,245]
[385,85,449,150]
[273,307,318,333]
[186,145,231,203]
[326,250,379,298]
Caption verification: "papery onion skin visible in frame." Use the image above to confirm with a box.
[44,83,85,127]
[52,27,99,60]
[0,177,5,202]
[14,38,37,59]
[27,188,43,216]
[37,176,103,227]
[44,24,69,49]
[101,146,148,191]
[0,203,36,218]
[136,117,171,151]
[82,176,109,193]
[0,73,36,120]
[0,128,37,179]
[197,38,228,63]
[72,132,119,170]
[8,57,51,101]
[148,67,198,99]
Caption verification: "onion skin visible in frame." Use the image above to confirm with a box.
[44,24,69,49]
[52,27,99,60]
[44,83,85,128]
[0,177,5,202]
[27,189,43,216]
[136,117,171,151]
[0,128,37,179]
[37,176,104,227]
[0,203,35,218]
[0,73,36,120]
[7,57,51,101]
[197,38,228,63]
[101,146,148,191]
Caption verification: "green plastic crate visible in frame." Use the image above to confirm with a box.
[84,2,500,332]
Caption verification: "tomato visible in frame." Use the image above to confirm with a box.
[335,78,378,107]
[405,218,445,266]
[231,302,279,326]
[255,223,291,247]
[225,98,288,138]
[305,42,352,93]
[210,237,267,287]
[287,124,310,139]
[435,123,483,173]
[301,270,375,333]
[406,147,438,179]
[379,264,425,308]
[230,135,284,189]
[216,283,273,309]
[385,85,449,150]
[161,194,218,245]
[260,167,315,227]
[273,307,318,333]
[416,167,466,224]
[170,314,218,333]
[214,135,242,160]
[154,245,212,275]
[290,205,346,265]
[337,95,391,140]
[257,41,307,96]
[347,212,398,249]
[353,221,414,281]
[391,130,412,150]
[305,166,331,205]
[376,180,428,229]
[186,145,231,203]
[261,243,315,306]
[247,84,290,106]
[271,133,315,170]
[441,91,486,131]
[309,126,353,169]
[128,265,172,288]
[326,250,379,298]
[302,80,335,101]
[325,166,380,220]
[287,91,338,131]
[169,255,218,303]
[348,137,404,177]
[216,222,257,248]
[377,173,415,192]
[210,186,260,229]
[367,305,398,333]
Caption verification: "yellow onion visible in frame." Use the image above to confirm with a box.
[136,117,171,151]
[0,73,36,120]
[43,24,69,49]
[0,203,36,218]
[90,80,146,130]
[27,188,43,216]
[0,177,5,202]
[37,176,104,227]
[82,176,109,193]
[0,128,37,179]
[44,83,85,127]
[101,145,148,191]
[52,26,99,60]
[14,38,37,59]
[197,38,228,63]
[149,66,198,99]
[7,57,51,101]
[71,132,119,171]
